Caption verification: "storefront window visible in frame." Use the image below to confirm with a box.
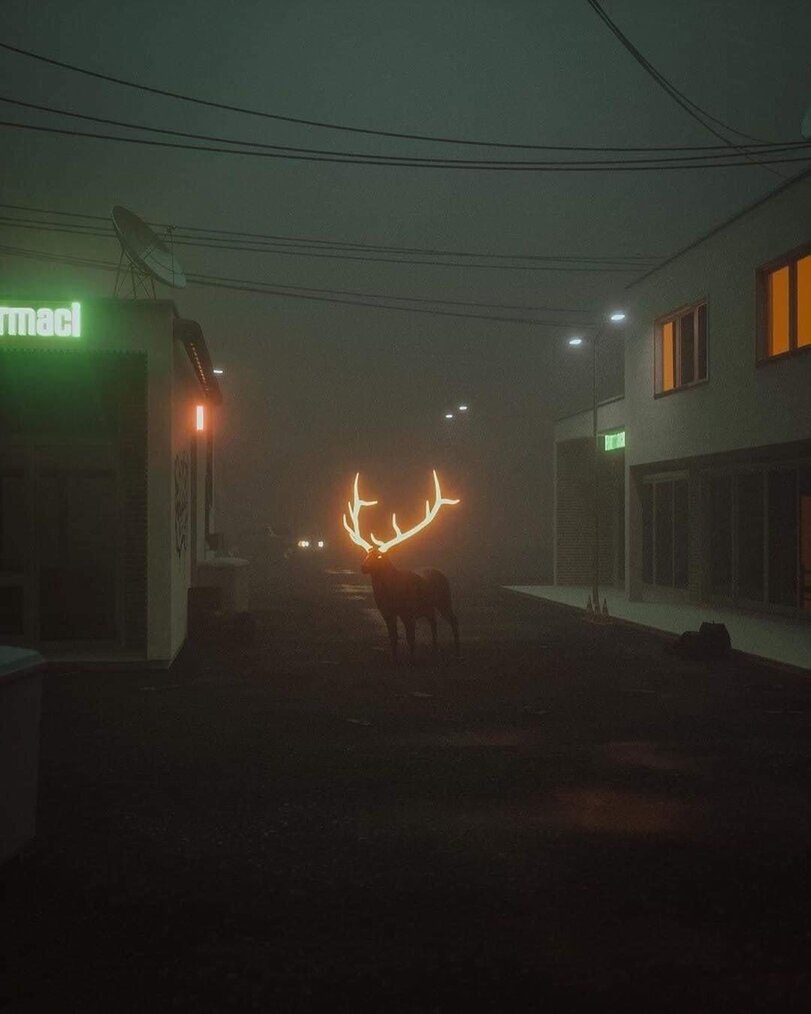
[642,477,688,589]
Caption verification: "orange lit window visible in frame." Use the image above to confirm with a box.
[195,404,205,431]
[656,302,707,394]
[797,254,811,349]
[761,248,811,358]
[662,320,675,391]
[768,266,790,356]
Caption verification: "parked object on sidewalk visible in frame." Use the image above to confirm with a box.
[342,471,460,661]
[671,621,732,660]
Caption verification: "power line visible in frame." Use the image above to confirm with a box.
[0,202,665,262]
[0,241,608,327]
[0,215,656,272]
[0,221,602,314]
[583,0,787,179]
[2,94,808,173]
[1,38,801,154]
[3,118,811,171]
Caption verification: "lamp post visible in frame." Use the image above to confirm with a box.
[568,311,625,614]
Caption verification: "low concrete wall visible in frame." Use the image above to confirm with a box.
[195,558,250,613]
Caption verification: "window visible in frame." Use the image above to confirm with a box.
[655,302,707,394]
[759,248,811,359]
[641,476,689,589]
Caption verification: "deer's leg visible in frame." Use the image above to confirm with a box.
[403,615,416,663]
[385,615,398,661]
[440,608,460,659]
[428,610,438,652]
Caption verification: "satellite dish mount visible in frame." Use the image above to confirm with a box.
[111,205,186,299]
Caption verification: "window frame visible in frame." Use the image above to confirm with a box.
[756,242,811,364]
[654,298,709,398]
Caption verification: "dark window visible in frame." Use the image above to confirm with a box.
[768,469,798,607]
[0,473,25,572]
[673,479,689,589]
[737,472,765,602]
[643,477,689,589]
[0,586,23,637]
[707,475,732,597]
[641,483,654,584]
[655,482,674,586]
[801,468,811,613]
[697,304,708,381]
[680,313,695,385]
[38,471,118,641]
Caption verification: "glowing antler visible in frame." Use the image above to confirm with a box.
[342,472,376,552]
[370,470,460,553]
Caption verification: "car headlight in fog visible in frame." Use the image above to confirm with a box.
[297,539,310,549]
[317,540,325,549]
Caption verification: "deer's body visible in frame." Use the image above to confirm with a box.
[344,471,461,662]
[363,552,459,661]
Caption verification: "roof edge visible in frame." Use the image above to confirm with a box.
[173,318,223,404]
[625,166,811,291]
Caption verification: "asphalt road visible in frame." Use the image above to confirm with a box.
[3,569,811,1011]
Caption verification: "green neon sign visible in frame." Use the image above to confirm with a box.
[604,430,625,451]
[0,302,81,339]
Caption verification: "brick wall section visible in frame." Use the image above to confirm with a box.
[556,439,594,585]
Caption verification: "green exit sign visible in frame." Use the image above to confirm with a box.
[604,430,625,451]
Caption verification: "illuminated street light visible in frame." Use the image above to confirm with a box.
[565,310,627,615]
[458,404,468,411]
[445,412,454,419]
[213,367,224,375]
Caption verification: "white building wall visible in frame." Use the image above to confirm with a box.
[553,397,625,445]
[169,340,199,661]
[624,171,811,469]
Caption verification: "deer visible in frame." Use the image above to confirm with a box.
[343,471,460,662]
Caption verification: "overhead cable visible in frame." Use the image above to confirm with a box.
[583,0,788,178]
[0,241,609,326]
[3,119,811,171]
[0,214,657,272]
[2,95,808,171]
[0,39,802,154]
[0,200,660,263]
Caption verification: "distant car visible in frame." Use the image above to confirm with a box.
[296,538,326,550]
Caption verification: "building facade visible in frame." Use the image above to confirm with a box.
[555,170,811,622]
[0,298,222,665]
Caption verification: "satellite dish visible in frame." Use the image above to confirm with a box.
[802,102,811,140]
[112,204,186,297]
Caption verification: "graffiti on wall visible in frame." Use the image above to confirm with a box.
[174,449,190,559]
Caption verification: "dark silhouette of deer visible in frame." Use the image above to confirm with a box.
[343,472,460,661]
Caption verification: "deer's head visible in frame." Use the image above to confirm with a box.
[343,471,459,572]
[360,546,390,574]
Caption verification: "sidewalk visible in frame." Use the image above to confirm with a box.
[505,584,811,672]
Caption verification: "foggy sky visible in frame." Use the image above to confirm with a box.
[2,0,810,578]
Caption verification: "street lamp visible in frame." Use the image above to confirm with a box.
[567,311,627,615]
[445,412,454,419]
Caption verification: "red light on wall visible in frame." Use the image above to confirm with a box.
[195,404,205,431]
